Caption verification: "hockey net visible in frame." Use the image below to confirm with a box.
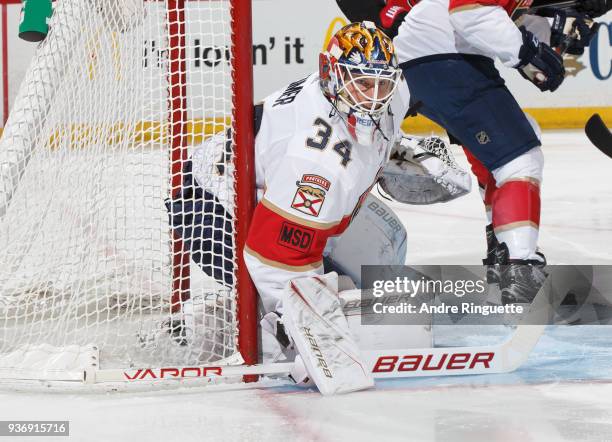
[0,0,257,387]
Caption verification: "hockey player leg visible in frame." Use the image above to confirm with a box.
[459,112,544,288]
[491,147,547,305]
[461,145,496,224]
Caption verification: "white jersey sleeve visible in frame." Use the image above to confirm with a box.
[394,0,459,63]
[449,5,523,67]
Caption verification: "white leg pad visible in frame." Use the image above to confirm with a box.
[325,194,407,287]
[340,289,433,350]
[282,272,374,395]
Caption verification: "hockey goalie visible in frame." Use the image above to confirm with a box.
[167,22,471,395]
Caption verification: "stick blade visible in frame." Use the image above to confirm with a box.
[585,113,612,157]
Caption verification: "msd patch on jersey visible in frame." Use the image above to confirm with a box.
[277,221,314,254]
[291,184,326,217]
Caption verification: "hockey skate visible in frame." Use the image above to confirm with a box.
[498,243,548,306]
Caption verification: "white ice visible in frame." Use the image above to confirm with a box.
[1,130,611,442]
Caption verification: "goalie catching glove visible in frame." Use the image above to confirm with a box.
[379,134,471,205]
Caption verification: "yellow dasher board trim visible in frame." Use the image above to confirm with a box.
[13,117,230,150]
[401,107,612,134]
[0,109,608,142]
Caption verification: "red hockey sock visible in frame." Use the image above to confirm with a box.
[492,179,541,259]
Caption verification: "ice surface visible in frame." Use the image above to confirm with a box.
[1,131,611,441]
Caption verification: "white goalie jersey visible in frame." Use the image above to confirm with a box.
[188,73,470,314]
[244,73,409,312]
[190,73,410,312]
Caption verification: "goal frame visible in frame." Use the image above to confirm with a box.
[167,0,259,371]
[0,0,259,387]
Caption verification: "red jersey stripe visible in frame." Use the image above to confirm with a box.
[246,199,352,268]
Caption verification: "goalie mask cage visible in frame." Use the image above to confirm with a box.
[0,0,258,387]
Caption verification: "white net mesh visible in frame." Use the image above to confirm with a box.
[0,0,242,383]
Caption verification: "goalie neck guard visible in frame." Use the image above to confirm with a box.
[319,21,401,144]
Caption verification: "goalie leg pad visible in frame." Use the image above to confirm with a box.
[281,272,374,395]
[260,311,295,363]
[325,194,406,287]
[340,289,433,350]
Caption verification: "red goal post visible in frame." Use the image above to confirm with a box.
[228,0,259,371]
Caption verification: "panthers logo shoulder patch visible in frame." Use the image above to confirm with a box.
[290,175,330,217]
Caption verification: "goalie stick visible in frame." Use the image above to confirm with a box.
[585,114,612,158]
[84,266,582,386]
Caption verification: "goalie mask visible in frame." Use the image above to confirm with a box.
[319,21,401,145]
